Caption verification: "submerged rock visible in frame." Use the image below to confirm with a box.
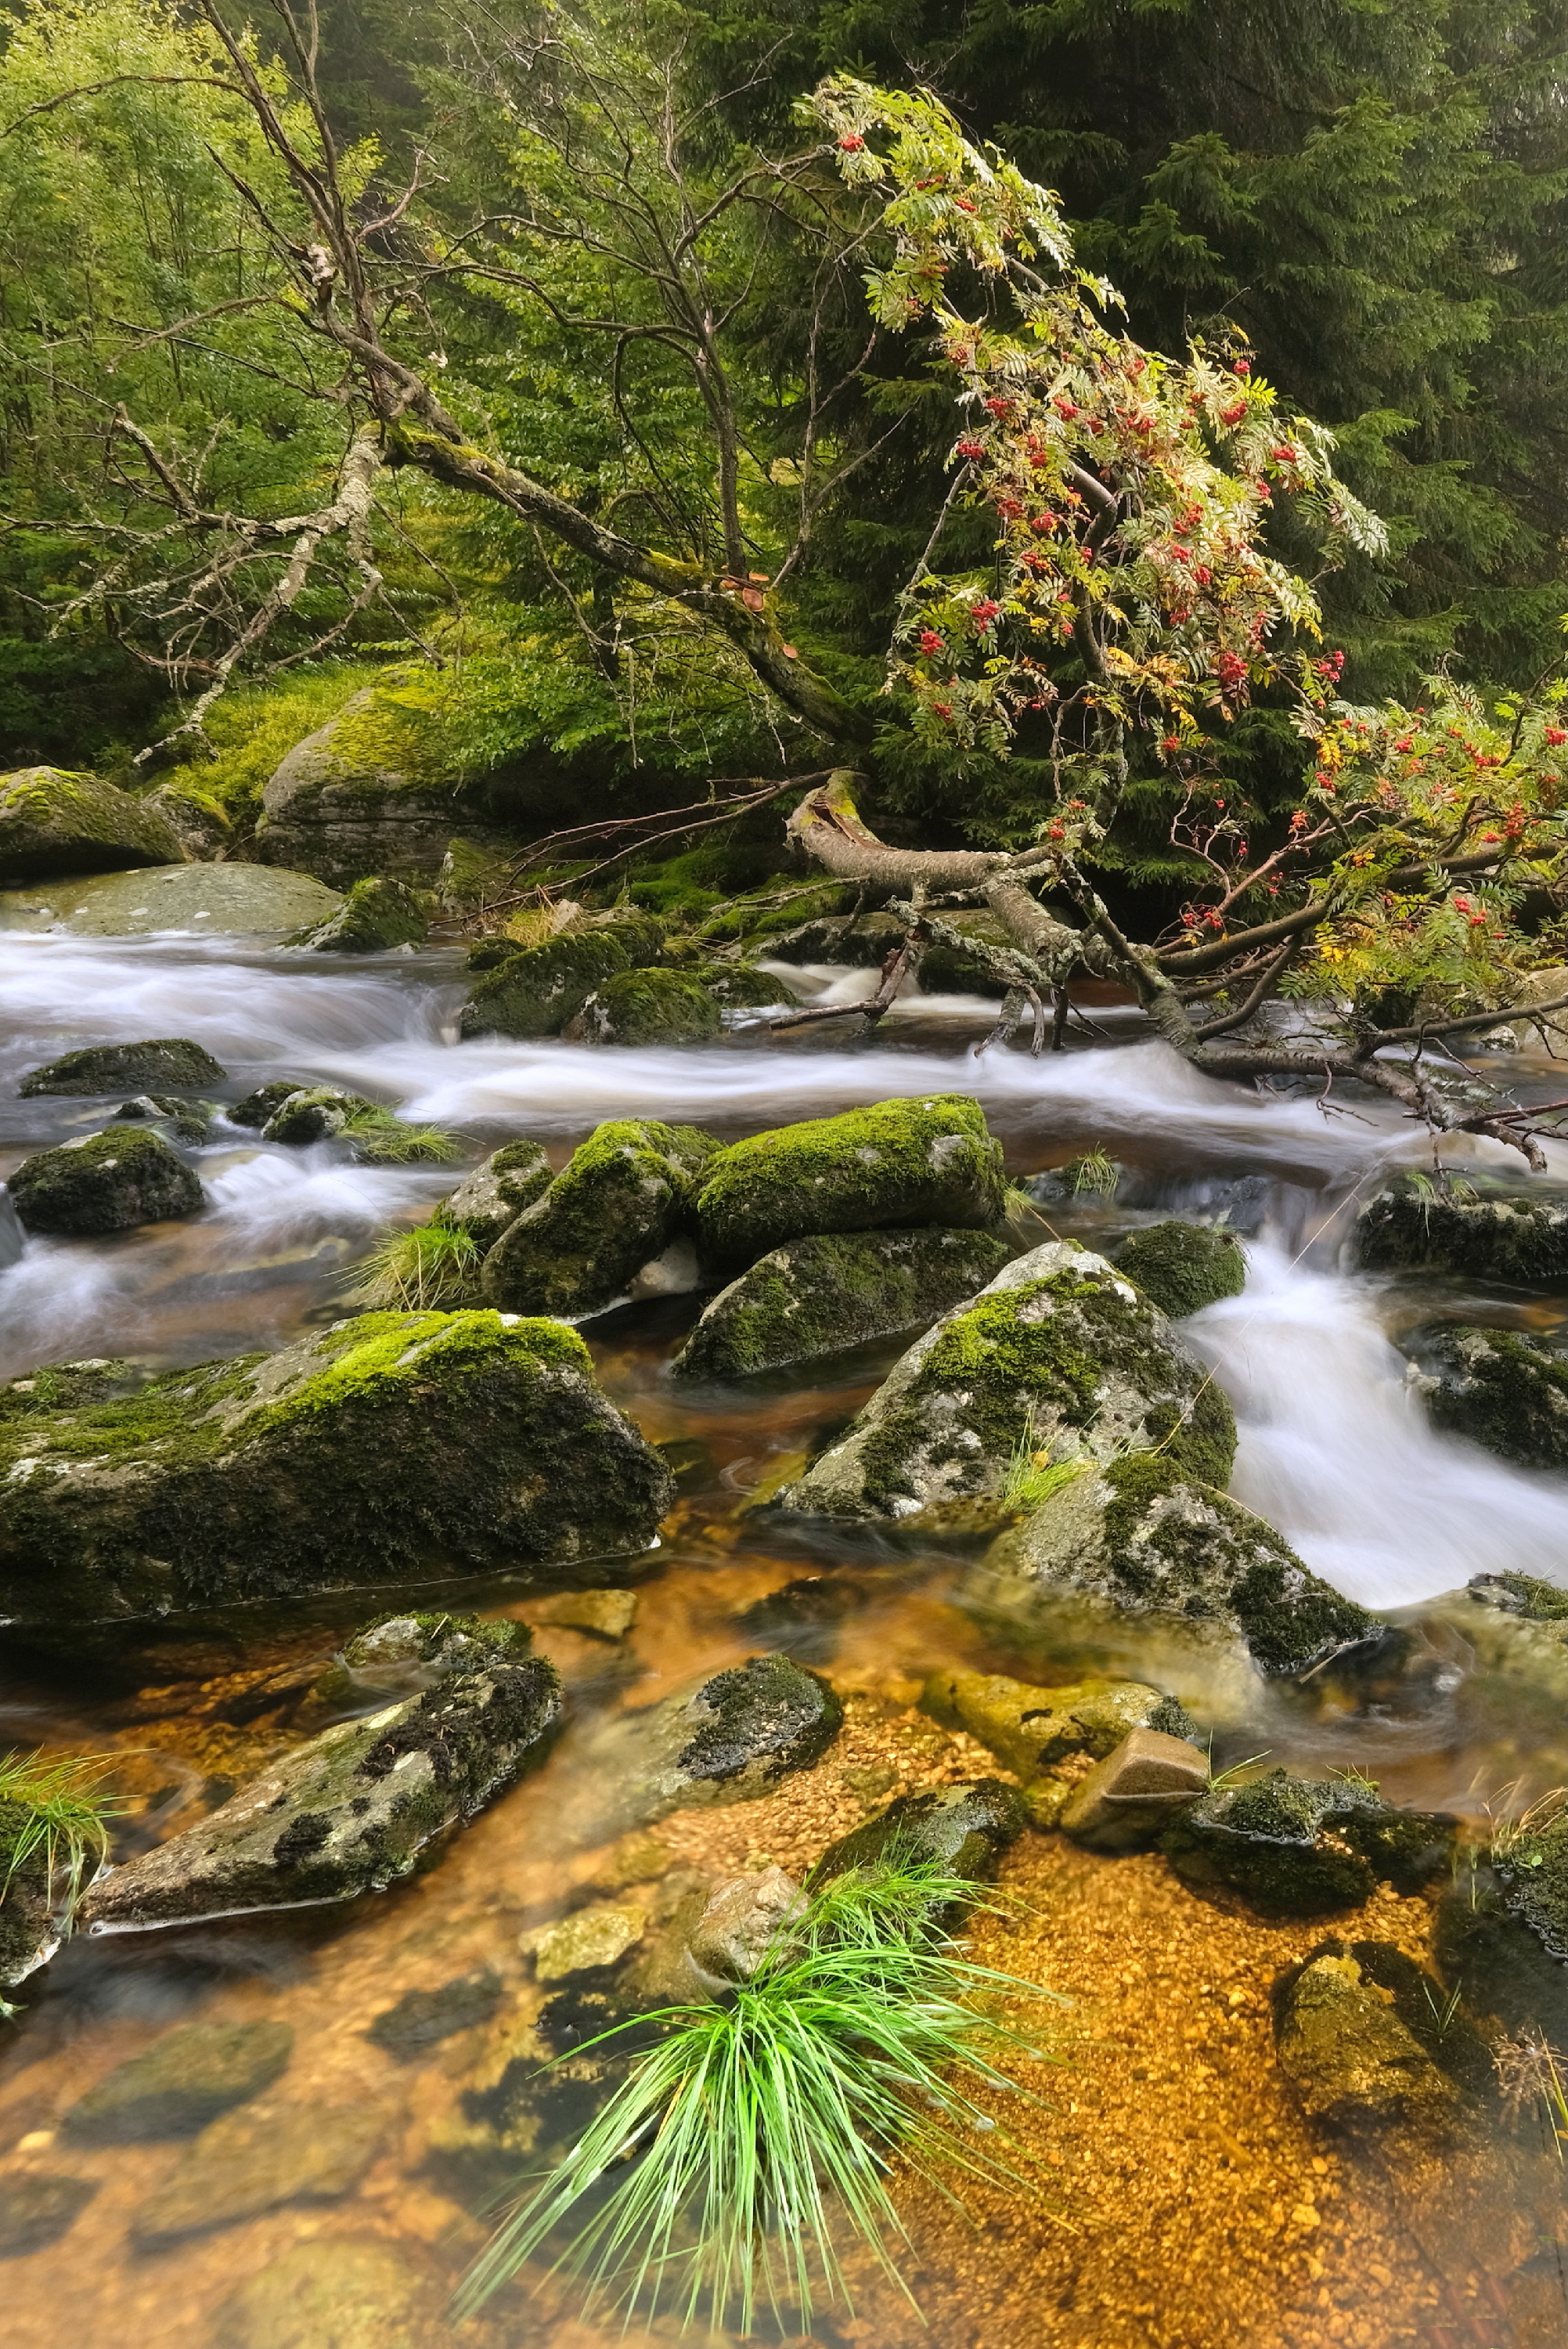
[1162,1770,1457,1914]
[481,1117,717,1319]
[81,1655,562,1932]
[733,1575,863,1662]
[307,1609,534,1715]
[7,1126,204,1236]
[694,1094,1007,1269]
[1058,1727,1210,1851]
[1354,1175,1568,1281]
[1274,1948,1457,2136]
[673,1225,1013,1381]
[0,1311,674,1629]
[529,1902,646,1983]
[573,1654,843,1837]
[210,2235,435,2349]
[0,765,185,881]
[20,1037,226,1095]
[433,1139,552,1249]
[0,2174,99,2258]
[579,965,723,1046]
[63,2020,294,2142]
[132,2099,386,2243]
[1402,1322,1568,1469]
[813,1779,1029,1886]
[1110,1220,1246,1319]
[777,1242,1235,1525]
[920,1666,1191,1778]
[976,1450,1378,1679]
[289,873,427,953]
[526,1587,639,1639]
[460,917,663,1041]
[367,1968,504,2057]
[1435,1861,1568,2041]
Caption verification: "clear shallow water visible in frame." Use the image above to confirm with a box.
[2,929,1566,2349]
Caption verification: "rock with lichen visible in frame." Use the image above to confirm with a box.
[305,1609,534,1716]
[0,765,186,882]
[80,1654,562,1932]
[1354,1174,1568,1281]
[675,1226,1013,1380]
[481,1117,718,1318]
[975,1449,1379,1679]
[6,1126,204,1236]
[1400,1321,1568,1469]
[920,1665,1193,1778]
[0,1310,673,1633]
[287,873,427,953]
[1162,1770,1456,1914]
[1110,1220,1246,1318]
[432,1140,553,1249]
[694,1094,1007,1271]
[777,1241,1235,1527]
[577,965,723,1046]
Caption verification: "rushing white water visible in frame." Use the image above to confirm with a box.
[1190,1239,1568,1607]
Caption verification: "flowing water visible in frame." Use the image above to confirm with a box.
[2,925,1567,2349]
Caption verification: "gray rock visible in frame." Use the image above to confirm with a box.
[778,1241,1235,1525]
[210,2235,434,2349]
[80,1656,562,1932]
[259,1085,368,1145]
[434,1139,552,1249]
[921,1667,1190,1778]
[574,1654,843,1838]
[142,782,232,861]
[20,1037,226,1095]
[0,765,185,882]
[1401,1322,1568,1469]
[1058,1727,1209,1851]
[578,966,723,1046]
[288,873,427,953]
[673,1225,1013,1380]
[7,1126,204,1236]
[1354,1175,1568,1281]
[114,1092,212,1143]
[1109,1220,1247,1319]
[255,687,467,886]
[481,1118,718,1319]
[975,1449,1378,1679]
[366,1968,503,2058]
[0,2173,99,2257]
[1162,1770,1457,1914]
[814,1779,1029,1889]
[694,1094,1007,1272]
[0,1311,673,1630]
[1274,1948,1456,2135]
[63,2020,294,2143]
[227,1079,317,1129]
[132,2098,386,2243]
[0,863,341,937]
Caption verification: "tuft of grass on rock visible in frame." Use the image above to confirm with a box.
[1,1749,121,2008]
[340,1104,462,1164]
[343,1220,484,1312]
[453,1853,1061,2333]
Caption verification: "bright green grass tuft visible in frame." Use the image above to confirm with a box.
[1,1750,121,2005]
[999,1435,1089,1513]
[340,1104,462,1164]
[453,1855,1062,2333]
[344,1220,484,1311]
[1063,1145,1119,1196]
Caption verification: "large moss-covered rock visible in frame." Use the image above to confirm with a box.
[0,1310,673,1630]
[255,688,464,885]
[433,1139,553,1249]
[20,1037,226,1096]
[0,766,185,881]
[1162,1770,1456,1913]
[1274,1948,1457,2136]
[1110,1221,1246,1318]
[697,962,798,1009]
[920,1666,1189,1778]
[977,1449,1378,1678]
[7,1126,204,1236]
[673,1226,1013,1381]
[0,863,341,937]
[289,873,427,953]
[481,1118,717,1318]
[1401,1322,1568,1468]
[579,965,723,1046]
[777,1241,1235,1525]
[80,1655,561,1932]
[459,913,665,1040]
[694,1095,1007,1269]
[1354,1175,1568,1280]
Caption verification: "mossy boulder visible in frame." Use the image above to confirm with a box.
[1274,1948,1457,2136]
[113,1093,212,1144]
[1110,1221,1246,1319]
[7,1126,204,1236]
[0,766,185,882]
[259,1085,371,1146]
[80,1654,562,1932]
[579,965,723,1046]
[63,2021,294,2142]
[1354,1175,1568,1280]
[0,1795,58,1989]
[813,1780,1029,1888]
[459,914,665,1041]
[697,962,798,1009]
[229,1078,316,1129]
[777,1241,1235,1525]
[255,687,465,885]
[481,1117,718,1318]
[20,1037,225,1095]
[288,874,427,953]
[0,1310,674,1630]
[920,1666,1191,1779]
[694,1095,1007,1272]
[1401,1322,1568,1468]
[433,1139,553,1250]
[1162,1770,1456,1914]
[306,1607,534,1716]
[672,1226,1013,1380]
[978,1448,1376,1677]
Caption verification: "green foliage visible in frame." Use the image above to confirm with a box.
[999,1441,1089,1514]
[0,1748,118,1916]
[1064,1147,1120,1198]
[339,1105,461,1165]
[343,1220,483,1312]
[455,1854,1059,2331]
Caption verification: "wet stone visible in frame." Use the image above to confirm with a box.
[210,2235,435,2349]
[1401,1321,1568,1469]
[1058,1727,1210,1852]
[1109,1219,1246,1319]
[528,1902,645,1983]
[481,1117,718,1319]
[526,1588,640,1640]
[308,1610,534,1714]
[19,1037,226,1095]
[921,1666,1191,1779]
[687,1866,803,1986]
[7,1125,204,1236]
[227,1078,315,1129]
[63,2019,294,2143]
[433,1138,552,1250]
[0,2172,99,2258]
[131,2098,386,2243]
[1354,1174,1568,1281]
[1436,1862,1568,2042]
[733,1575,864,1660]
[573,1654,844,1837]
[1162,1770,1458,1915]
[813,1778,1029,1889]
[366,1968,504,2058]
[1274,1947,1457,2138]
